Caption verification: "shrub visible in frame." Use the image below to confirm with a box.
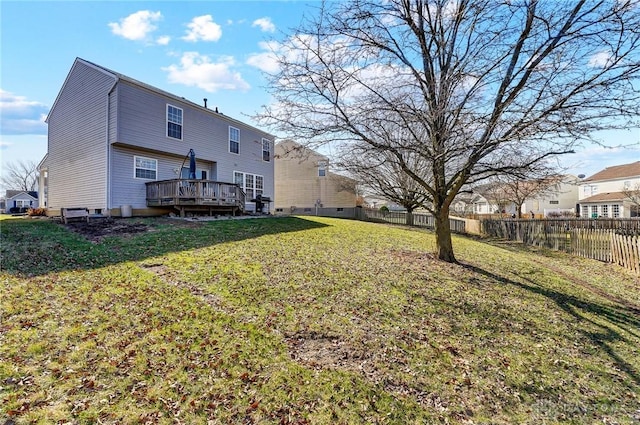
[27,207,47,217]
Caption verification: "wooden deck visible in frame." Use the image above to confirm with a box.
[146,179,246,216]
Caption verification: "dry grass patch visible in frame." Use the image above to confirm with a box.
[1,216,639,424]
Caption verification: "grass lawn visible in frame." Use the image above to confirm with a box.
[1,215,639,424]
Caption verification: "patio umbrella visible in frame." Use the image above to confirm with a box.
[188,149,196,179]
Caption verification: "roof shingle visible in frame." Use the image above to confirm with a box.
[583,161,640,182]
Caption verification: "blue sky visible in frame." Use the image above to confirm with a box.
[1,0,638,182]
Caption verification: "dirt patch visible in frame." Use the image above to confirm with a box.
[64,218,151,242]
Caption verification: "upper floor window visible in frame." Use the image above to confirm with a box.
[623,180,631,190]
[134,156,157,180]
[262,138,271,162]
[318,161,327,177]
[590,185,598,195]
[229,126,240,154]
[167,105,183,140]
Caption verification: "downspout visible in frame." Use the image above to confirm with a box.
[106,78,118,214]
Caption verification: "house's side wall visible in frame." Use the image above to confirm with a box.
[523,181,579,216]
[275,141,356,210]
[110,145,215,209]
[114,82,274,208]
[578,176,640,200]
[46,61,116,213]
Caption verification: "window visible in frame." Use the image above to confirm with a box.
[229,126,240,154]
[581,206,589,218]
[623,181,631,190]
[590,185,598,196]
[590,205,598,218]
[602,204,609,217]
[549,200,559,205]
[337,208,344,212]
[15,199,31,208]
[256,175,264,197]
[612,204,620,218]
[167,105,183,140]
[234,171,264,200]
[318,161,326,177]
[135,156,157,179]
[262,138,271,162]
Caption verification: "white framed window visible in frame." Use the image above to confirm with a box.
[590,185,598,196]
[581,206,589,218]
[623,181,631,190]
[612,204,620,218]
[262,138,271,162]
[229,126,240,154]
[234,171,264,200]
[549,200,559,205]
[134,156,157,180]
[318,160,327,177]
[15,199,32,208]
[590,205,598,218]
[602,204,609,217]
[167,104,183,140]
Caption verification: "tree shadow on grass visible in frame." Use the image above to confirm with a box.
[0,216,329,277]
[462,262,640,388]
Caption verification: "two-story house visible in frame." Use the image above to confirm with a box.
[39,58,275,217]
[274,140,357,216]
[578,161,640,218]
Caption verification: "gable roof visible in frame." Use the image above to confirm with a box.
[580,191,628,203]
[48,58,275,139]
[583,161,640,182]
[6,190,38,200]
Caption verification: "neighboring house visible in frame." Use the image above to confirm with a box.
[578,161,640,218]
[274,140,357,214]
[4,190,38,213]
[39,58,275,217]
[469,175,579,217]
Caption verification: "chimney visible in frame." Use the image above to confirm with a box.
[203,98,208,108]
[215,107,219,113]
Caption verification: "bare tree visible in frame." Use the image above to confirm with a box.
[1,160,38,192]
[336,145,431,224]
[622,181,640,217]
[256,0,640,262]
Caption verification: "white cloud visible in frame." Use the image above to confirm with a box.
[108,10,162,41]
[156,35,171,46]
[588,51,614,68]
[162,52,250,92]
[252,17,275,33]
[246,41,281,73]
[0,90,48,135]
[183,15,222,42]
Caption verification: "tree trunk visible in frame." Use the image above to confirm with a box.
[434,206,457,263]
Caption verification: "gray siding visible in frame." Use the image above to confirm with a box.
[114,82,274,195]
[110,146,214,209]
[47,61,116,211]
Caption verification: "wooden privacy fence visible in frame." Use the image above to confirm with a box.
[359,209,467,234]
[482,219,640,274]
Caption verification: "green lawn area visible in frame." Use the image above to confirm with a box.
[1,215,639,424]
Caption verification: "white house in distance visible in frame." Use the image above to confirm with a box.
[39,58,275,217]
[578,161,640,218]
[464,175,579,217]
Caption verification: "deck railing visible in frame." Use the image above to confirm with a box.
[145,179,246,211]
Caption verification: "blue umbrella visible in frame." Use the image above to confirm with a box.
[188,149,196,179]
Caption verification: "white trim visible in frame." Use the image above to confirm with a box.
[229,126,240,155]
[134,155,158,180]
[262,138,271,162]
[166,104,183,140]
